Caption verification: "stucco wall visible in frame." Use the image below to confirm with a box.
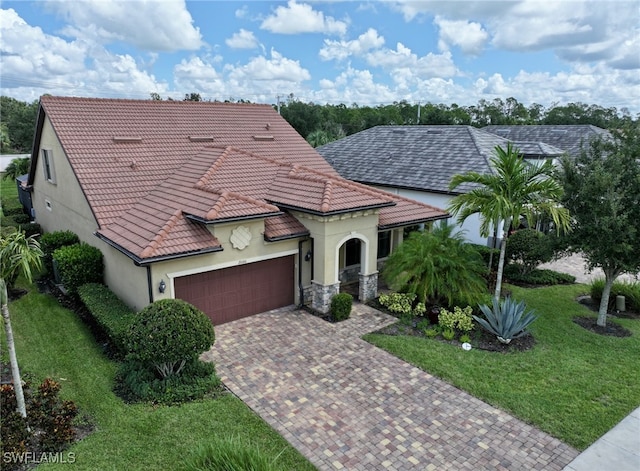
[31,116,149,309]
[373,186,502,247]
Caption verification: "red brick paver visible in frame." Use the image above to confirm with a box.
[201,305,578,470]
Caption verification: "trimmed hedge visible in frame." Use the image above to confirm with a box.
[40,230,80,275]
[53,242,103,294]
[504,264,575,285]
[77,283,136,357]
[330,293,353,321]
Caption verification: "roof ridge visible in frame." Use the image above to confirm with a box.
[467,127,497,175]
[321,180,333,212]
[141,209,183,258]
[195,146,233,189]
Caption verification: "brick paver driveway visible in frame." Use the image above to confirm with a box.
[202,304,578,470]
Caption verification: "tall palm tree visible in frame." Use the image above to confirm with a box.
[2,157,30,181]
[448,143,571,301]
[1,230,43,418]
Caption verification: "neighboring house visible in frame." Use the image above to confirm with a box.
[26,96,447,324]
[483,125,611,158]
[316,125,564,246]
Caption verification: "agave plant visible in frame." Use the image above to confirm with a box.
[473,297,538,344]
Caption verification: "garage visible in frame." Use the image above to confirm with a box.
[174,256,295,325]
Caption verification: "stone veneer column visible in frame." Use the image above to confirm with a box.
[311,281,341,313]
[359,272,378,303]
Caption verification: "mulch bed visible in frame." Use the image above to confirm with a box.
[573,295,637,337]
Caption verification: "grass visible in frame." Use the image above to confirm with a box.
[365,283,640,450]
[1,280,316,471]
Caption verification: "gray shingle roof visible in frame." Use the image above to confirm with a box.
[483,125,610,157]
[316,125,561,194]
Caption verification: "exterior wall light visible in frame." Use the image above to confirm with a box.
[159,279,166,293]
[305,250,312,261]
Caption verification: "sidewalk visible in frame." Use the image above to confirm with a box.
[563,407,640,471]
[540,253,640,284]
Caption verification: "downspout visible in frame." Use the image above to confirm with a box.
[146,266,153,304]
[298,240,304,308]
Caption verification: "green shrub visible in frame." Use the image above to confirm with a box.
[504,264,575,285]
[184,438,282,471]
[12,213,30,224]
[469,243,500,271]
[78,283,136,357]
[382,224,488,308]
[442,329,455,341]
[40,230,80,275]
[424,328,439,338]
[474,297,538,344]
[438,306,474,333]
[330,292,353,321]
[19,222,42,238]
[127,299,215,379]
[53,243,103,294]
[506,229,555,274]
[2,206,23,217]
[115,358,220,405]
[378,292,416,316]
[590,278,640,312]
[459,334,472,344]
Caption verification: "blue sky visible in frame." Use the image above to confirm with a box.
[1,1,639,113]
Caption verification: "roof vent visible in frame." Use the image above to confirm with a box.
[112,137,142,143]
[392,129,406,134]
[253,135,274,141]
[265,123,271,130]
[189,136,215,142]
[426,130,443,134]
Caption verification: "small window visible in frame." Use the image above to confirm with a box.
[42,149,56,183]
[377,231,391,259]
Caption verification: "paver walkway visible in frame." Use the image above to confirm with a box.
[202,304,578,470]
[540,253,640,284]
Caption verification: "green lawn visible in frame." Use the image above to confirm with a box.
[1,282,316,471]
[365,283,640,450]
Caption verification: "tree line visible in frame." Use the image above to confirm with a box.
[1,94,636,153]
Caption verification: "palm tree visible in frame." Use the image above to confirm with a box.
[448,143,571,301]
[1,230,44,418]
[2,156,30,181]
[382,223,488,308]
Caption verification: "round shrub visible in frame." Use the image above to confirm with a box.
[53,242,103,294]
[506,229,554,274]
[330,292,353,321]
[126,299,215,378]
[40,230,80,275]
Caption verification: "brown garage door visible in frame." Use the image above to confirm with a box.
[174,256,294,325]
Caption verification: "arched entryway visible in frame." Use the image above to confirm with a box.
[336,234,371,300]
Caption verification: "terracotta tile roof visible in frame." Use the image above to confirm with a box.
[36,96,447,262]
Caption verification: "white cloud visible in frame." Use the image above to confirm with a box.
[173,56,226,96]
[47,0,203,51]
[434,16,488,56]
[229,49,311,82]
[366,43,458,79]
[226,29,259,49]
[319,28,385,61]
[313,67,397,105]
[260,0,347,35]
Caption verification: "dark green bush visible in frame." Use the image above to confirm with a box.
[469,243,500,271]
[40,230,80,275]
[184,438,282,471]
[2,206,24,217]
[53,243,103,294]
[330,293,353,321]
[506,229,555,274]
[126,299,215,379]
[19,222,42,238]
[12,213,30,224]
[590,278,640,312]
[504,264,575,285]
[115,359,220,405]
[1,379,78,467]
[78,283,136,357]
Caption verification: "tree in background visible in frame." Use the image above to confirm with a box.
[448,143,571,301]
[0,97,38,153]
[558,123,640,326]
[2,157,30,181]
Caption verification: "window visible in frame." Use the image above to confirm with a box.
[377,231,391,259]
[42,149,56,183]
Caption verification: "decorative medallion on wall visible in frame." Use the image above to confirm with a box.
[230,226,252,250]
